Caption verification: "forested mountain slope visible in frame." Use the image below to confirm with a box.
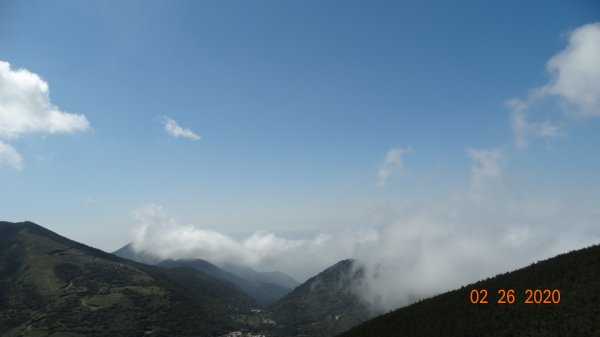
[0,221,257,337]
[338,244,600,337]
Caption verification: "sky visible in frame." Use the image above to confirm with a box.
[1,0,600,309]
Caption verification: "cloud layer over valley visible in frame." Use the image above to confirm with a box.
[129,149,600,311]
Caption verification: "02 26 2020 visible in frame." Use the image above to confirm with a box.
[469,289,560,304]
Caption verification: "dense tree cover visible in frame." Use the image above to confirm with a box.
[0,221,258,337]
[337,244,600,337]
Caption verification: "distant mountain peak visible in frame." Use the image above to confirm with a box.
[268,258,372,336]
[112,242,162,265]
[112,243,300,304]
[218,261,300,290]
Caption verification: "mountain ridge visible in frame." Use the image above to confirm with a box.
[0,221,258,337]
[113,242,299,289]
[5,220,598,337]
[268,258,373,337]
[1,221,363,336]
[113,242,299,304]
[218,262,300,290]
[158,258,292,304]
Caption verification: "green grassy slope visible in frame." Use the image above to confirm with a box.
[337,244,600,337]
[0,221,257,337]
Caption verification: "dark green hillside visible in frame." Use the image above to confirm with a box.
[159,259,292,304]
[268,259,373,337]
[338,244,600,337]
[0,221,257,337]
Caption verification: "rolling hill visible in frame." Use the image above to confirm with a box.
[0,221,258,337]
[337,243,600,337]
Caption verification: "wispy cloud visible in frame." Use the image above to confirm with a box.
[0,61,90,169]
[466,148,503,190]
[162,116,201,140]
[508,22,600,149]
[377,147,413,186]
[0,141,23,170]
[508,98,562,150]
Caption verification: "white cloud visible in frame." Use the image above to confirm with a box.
[162,116,201,140]
[0,61,90,170]
[377,147,413,186]
[543,22,600,117]
[0,141,23,170]
[129,204,378,281]
[131,204,244,263]
[466,148,503,190]
[508,98,562,150]
[508,22,600,149]
[0,61,90,138]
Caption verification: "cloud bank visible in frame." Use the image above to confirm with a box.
[130,204,377,280]
[509,22,600,149]
[0,61,90,169]
[129,169,600,312]
[129,145,599,311]
[162,116,201,140]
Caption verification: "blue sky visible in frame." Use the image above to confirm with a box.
[1,1,600,289]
